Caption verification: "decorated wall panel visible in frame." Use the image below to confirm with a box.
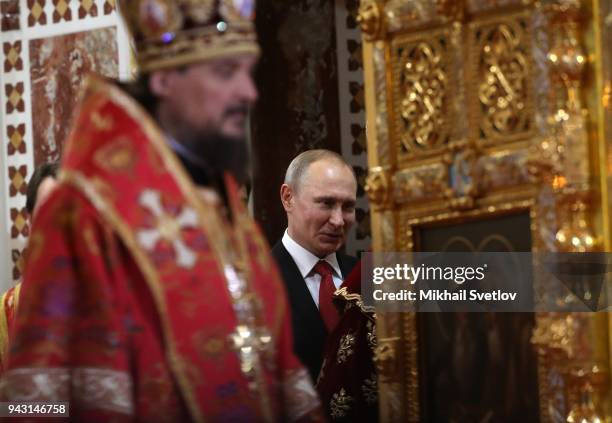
[468,11,534,146]
[30,27,118,164]
[334,0,369,255]
[390,25,461,162]
[0,0,132,291]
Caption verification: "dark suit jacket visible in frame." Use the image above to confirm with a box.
[271,240,358,382]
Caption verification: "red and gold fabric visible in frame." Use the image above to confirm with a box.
[316,263,379,422]
[2,76,322,422]
[0,283,21,372]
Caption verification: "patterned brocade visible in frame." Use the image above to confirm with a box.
[330,388,353,419]
[2,367,134,414]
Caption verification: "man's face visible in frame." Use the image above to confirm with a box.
[153,54,258,184]
[160,53,259,139]
[282,160,357,258]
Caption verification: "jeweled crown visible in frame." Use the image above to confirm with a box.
[117,0,259,73]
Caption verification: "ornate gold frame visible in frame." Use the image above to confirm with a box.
[359,0,612,420]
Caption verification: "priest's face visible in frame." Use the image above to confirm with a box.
[152,54,258,182]
[160,54,258,139]
[283,159,357,258]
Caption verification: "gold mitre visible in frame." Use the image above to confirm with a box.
[117,0,259,73]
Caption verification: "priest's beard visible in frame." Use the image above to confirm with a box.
[174,127,251,189]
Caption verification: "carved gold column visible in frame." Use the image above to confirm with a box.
[360,2,407,421]
[596,0,612,404]
[359,0,611,420]
[360,1,469,421]
[530,0,611,421]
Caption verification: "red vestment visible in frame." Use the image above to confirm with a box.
[2,77,322,422]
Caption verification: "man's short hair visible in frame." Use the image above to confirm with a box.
[26,161,59,214]
[284,149,355,192]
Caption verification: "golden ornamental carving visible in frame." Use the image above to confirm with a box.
[478,23,529,137]
[532,313,577,358]
[435,0,465,22]
[532,313,610,422]
[357,0,385,41]
[531,3,608,418]
[373,338,400,383]
[529,114,589,189]
[528,134,563,183]
[546,21,585,84]
[565,366,608,423]
[365,167,392,209]
[555,195,600,253]
[399,41,448,151]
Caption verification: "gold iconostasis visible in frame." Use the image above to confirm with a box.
[359,0,612,420]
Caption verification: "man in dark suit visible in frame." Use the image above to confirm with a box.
[272,149,358,382]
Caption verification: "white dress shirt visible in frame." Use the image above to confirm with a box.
[282,230,344,309]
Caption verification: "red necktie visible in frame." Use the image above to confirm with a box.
[313,260,340,332]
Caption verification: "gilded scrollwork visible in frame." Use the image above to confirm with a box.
[475,20,531,141]
[397,39,450,153]
[365,166,392,209]
[400,42,447,151]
